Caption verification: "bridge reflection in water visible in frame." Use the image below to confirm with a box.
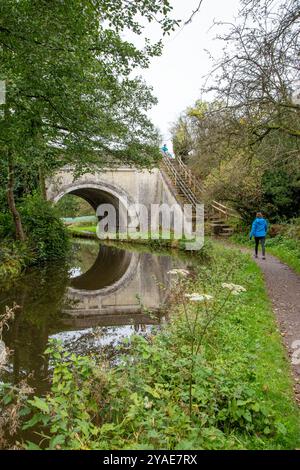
[1,241,187,391]
[65,241,170,317]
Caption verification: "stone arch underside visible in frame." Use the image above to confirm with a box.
[52,180,138,231]
[70,187,119,211]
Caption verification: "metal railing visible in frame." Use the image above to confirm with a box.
[161,154,239,220]
[175,156,202,197]
[161,156,199,207]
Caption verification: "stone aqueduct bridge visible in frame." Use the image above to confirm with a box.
[45,166,186,320]
[46,165,185,232]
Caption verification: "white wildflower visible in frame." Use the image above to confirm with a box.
[221,283,247,295]
[144,396,153,409]
[167,268,190,277]
[185,293,214,302]
[0,340,8,369]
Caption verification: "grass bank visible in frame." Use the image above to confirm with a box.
[2,242,299,450]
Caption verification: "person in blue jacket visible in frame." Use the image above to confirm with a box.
[161,143,169,154]
[249,212,268,259]
[161,144,174,159]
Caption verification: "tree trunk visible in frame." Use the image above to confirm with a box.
[7,153,26,241]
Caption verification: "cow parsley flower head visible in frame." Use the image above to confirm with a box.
[185,293,214,302]
[0,340,8,368]
[167,268,190,277]
[144,396,153,409]
[221,283,246,295]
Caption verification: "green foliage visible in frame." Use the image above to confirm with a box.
[0,212,15,239]
[0,194,71,283]
[285,217,300,239]
[262,168,300,222]
[55,195,82,219]
[20,193,70,263]
[0,0,179,243]
[264,237,300,274]
[203,153,264,222]
[7,246,298,450]
[171,115,193,162]
[23,343,99,450]
[0,242,33,284]
[0,0,178,176]
[56,196,95,218]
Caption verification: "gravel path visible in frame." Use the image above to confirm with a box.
[224,242,300,403]
[253,253,300,402]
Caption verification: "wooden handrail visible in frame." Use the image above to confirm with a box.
[212,201,228,210]
[211,201,238,218]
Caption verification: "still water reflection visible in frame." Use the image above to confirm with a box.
[0,240,189,391]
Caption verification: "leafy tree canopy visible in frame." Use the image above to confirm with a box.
[0,0,179,174]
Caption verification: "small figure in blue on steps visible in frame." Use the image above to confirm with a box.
[249,211,268,259]
[161,143,169,155]
[161,143,174,158]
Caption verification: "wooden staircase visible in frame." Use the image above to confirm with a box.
[160,155,237,237]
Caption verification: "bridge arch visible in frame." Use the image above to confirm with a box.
[53,180,135,211]
[52,179,139,231]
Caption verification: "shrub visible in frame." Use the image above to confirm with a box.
[20,193,70,263]
[268,224,285,238]
[284,218,300,240]
[0,242,33,284]
[0,212,15,239]
[17,336,280,450]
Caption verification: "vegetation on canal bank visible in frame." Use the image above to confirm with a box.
[0,243,32,285]
[0,194,70,285]
[1,243,299,450]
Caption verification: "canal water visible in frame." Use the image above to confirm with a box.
[0,240,192,393]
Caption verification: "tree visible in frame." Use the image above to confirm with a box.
[172,0,300,221]
[206,0,300,144]
[171,115,193,162]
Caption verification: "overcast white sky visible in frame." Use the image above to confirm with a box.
[135,0,241,152]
